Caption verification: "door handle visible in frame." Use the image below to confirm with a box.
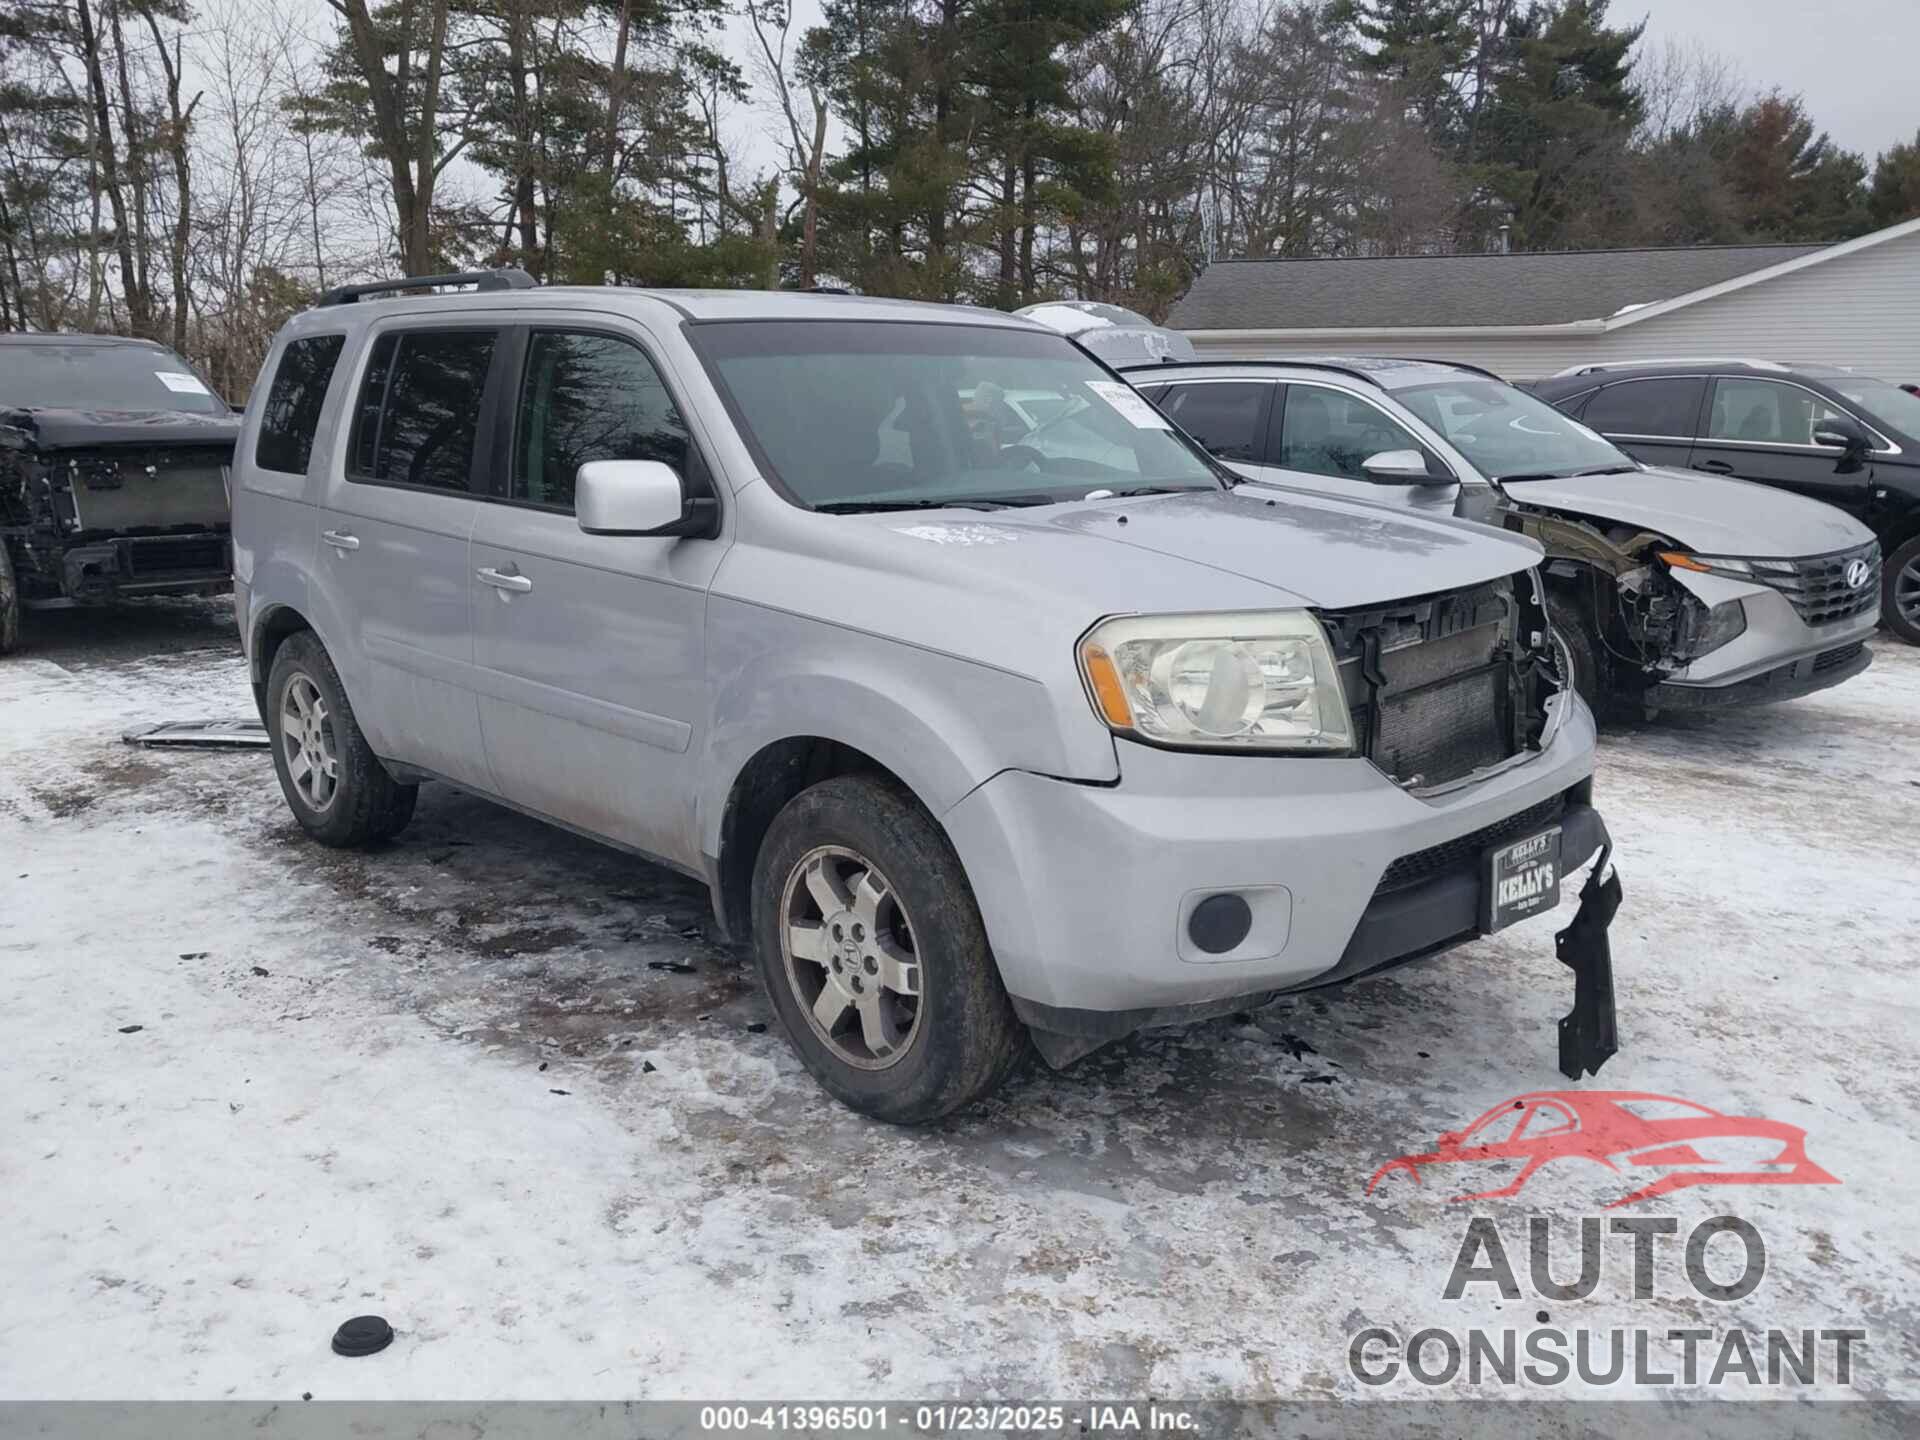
[322,529,360,551]
[476,566,533,593]
[1693,459,1735,474]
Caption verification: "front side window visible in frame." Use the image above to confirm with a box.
[1521,1102,1578,1140]
[1159,382,1269,461]
[1397,378,1631,481]
[350,329,497,492]
[1275,384,1430,481]
[1464,1106,1528,1147]
[512,331,690,510]
[1581,377,1706,438]
[1707,378,1847,446]
[255,334,345,474]
[689,321,1222,510]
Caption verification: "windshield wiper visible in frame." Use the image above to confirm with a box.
[1497,463,1639,483]
[814,497,1019,514]
[1101,483,1219,498]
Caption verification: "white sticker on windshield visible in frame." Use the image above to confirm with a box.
[155,371,212,396]
[1085,379,1169,430]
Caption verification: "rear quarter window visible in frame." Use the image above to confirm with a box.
[254,334,346,474]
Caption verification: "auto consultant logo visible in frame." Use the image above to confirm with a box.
[1366,1090,1838,1208]
[1346,1214,1868,1391]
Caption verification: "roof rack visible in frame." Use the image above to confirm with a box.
[1547,357,1790,379]
[317,268,537,308]
[1112,357,1387,388]
[1381,356,1505,382]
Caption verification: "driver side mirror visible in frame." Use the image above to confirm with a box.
[1362,448,1454,487]
[1812,417,1873,453]
[576,459,719,538]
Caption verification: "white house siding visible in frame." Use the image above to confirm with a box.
[1185,228,1920,383]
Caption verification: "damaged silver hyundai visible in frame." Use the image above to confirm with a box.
[231,276,1619,1122]
[1119,355,1880,718]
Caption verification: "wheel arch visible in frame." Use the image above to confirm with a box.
[709,735,923,948]
[248,603,317,722]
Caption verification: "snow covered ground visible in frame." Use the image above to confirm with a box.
[3,596,1918,1405]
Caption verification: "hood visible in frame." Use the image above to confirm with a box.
[1015,301,1198,367]
[0,407,241,452]
[722,484,1547,739]
[787,486,1541,622]
[1502,467,1873,558]
[996,486,1541,608]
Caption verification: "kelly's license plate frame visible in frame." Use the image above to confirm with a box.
[1484,825,1563,931]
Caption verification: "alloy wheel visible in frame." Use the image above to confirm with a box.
[280,672,340,813]
[1897,553,1920,629]
[779,845,923,1070]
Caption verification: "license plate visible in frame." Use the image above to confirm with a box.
[1484,826,1562,932]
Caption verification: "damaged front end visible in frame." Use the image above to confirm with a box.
[1507,509,1768,703]
[0,407,237,613]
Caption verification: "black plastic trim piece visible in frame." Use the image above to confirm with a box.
[317,268,536,307]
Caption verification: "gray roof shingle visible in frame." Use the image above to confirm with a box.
[1166,244,1824,331]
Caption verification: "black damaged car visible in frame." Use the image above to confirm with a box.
[0,334,238,653]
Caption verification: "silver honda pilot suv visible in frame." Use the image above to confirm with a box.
[231,273,1620,1122]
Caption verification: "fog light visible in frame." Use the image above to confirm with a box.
[1188,893,1253,954]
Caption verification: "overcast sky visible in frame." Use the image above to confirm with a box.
[1628,0,1920,159]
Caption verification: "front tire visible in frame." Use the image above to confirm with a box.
[1547,594,1610,723]
[265,630,416,847]
[0,542,20,656]
[750,774,1026,1123]
[1883,535,1920,645]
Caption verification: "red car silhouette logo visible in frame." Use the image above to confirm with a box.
[1367,1090,1838,1209]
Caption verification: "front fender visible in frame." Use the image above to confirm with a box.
[697,593,1118,861]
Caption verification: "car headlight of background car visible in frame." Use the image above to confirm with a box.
[1077,611,1353,752]
[1658,552,1751,657]
[1676,595,1748,658]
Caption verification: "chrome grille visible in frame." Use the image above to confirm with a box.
[1745,544,1880,627]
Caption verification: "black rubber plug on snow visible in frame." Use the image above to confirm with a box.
[331,1315,394,1357]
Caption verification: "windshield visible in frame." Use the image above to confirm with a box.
[690,320,1223,510]
[0,342,227,415]
[1397,378,1630,481]
[1829,377,1920,439]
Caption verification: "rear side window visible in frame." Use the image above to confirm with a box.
[350,329,497,491]
[511,331,691,511]
[255,335,345,474]
[1158,382,1269,461]
[1582,377,1705,438]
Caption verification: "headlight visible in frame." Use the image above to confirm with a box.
[1659,551,1752,580]
[1077,611,1353,752]
[1685,597,1747,658]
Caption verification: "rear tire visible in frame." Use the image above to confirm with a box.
[1883,535,1920,645]
[750,774,1026,1123]
[265,630,417,847]
[0,542,20,656]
